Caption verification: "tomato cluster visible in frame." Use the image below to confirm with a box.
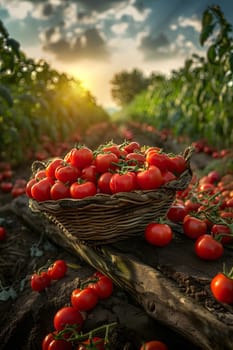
[41,270,114,350]
[26,141,187,202]
[31,260,67,292]
[0,161,27,198]
[166,169,233,304]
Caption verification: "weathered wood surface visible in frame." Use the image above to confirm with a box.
[11,195,233,350]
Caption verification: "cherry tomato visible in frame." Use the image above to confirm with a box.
[50,181,71,200]
[11,186,26,198]
[95,152,119,173]
[194,234,224,260]
[53,306,84,332]
[30,271,51,292]
[34,169,47,181]
[211,224,233,244]
[140,340,168,350]
[70,181,97,199]
[102,144,121,157]
[183,216,207,239]
[109,172,136,193]
[0,181,13,193]
[137,166,163,190]
[145,223,173,247]
[42,332,57,350]
[0,226,6,240]
[71,287,99,311]
[48,260,67,280]
[97,172,113,194]
[67,146,94,169]
[88,275,113,299]
[210,272,233,304]
[77,337,105,350]
[167,204,187,223]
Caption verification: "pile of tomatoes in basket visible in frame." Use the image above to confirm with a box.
[26,141,187,202]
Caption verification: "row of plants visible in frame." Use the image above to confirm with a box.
[0,20,109,166]
[113,5,233,149]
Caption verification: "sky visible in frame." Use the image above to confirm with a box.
[0,0,233,110]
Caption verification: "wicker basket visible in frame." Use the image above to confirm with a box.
[29,147,193,246]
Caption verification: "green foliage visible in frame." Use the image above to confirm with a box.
[0,20,109,165]
[110,68,154,106]
[115,5,233,149]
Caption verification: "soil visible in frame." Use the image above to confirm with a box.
[0,131,230,350]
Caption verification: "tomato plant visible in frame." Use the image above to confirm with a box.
[53,306,84,332]
[48,260,68,280]
[194,234,224,260]
[140,340,168,350]
[71,287,99,311]
[210,269,233,304]
[144,223,173,247]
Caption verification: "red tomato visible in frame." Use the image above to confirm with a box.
[71,287,99,311]
[70,181,97,199]
[226,198,233,208]
[35,169,47,181]
[95,152,119,173]
[48,339,72,350]
[161,170,176,184]
[81,165,97,183]
[11,186,25,198]
[207,170,220,183]
[183,216,207,239]
[184,199,200,213]
[88,275,113,299]
[48,260,67,280]
[53,306,84,332]
[139,340,168,350]
[42,332,57,350]
[168,155,186,175]
[145,223,173,247]
[123,141,140,154]
[30,271,51,292]
[46,158,64,179]
[97,172,113,194]
[211,224,233,244]
[210,272,233,304]
[146,151,171,172]
[50,181,70,200]
[0,226,6,241]
[194,234,224,260]
[109,172,136,193]
[55,165,79,183]
[137,166,163,190]
[102,144,121,157]
[67,146,94,169]
[167,204,187,223]
[25,178,37,198]
[125,152,145,166]
[31,178,52,201]
[0,181,13,193]
[77,337,105,350]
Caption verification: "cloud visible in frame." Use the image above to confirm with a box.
[138,32,172,60]
[4,0,33,20]
[41,27,110,61]
[176,15,201,32]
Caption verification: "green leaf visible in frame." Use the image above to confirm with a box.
[229,52,233,73]
[200,24,215,46]
[0,84,13,106]
[202,9,213,28]
[0,20,8,38]
[6,38,20,57]
[207,45,217,64]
